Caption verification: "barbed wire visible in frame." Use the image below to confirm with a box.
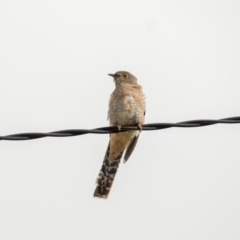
[0,116,239,141]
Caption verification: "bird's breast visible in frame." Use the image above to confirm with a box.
[108,94,144,126]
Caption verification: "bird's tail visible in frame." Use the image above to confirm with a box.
[94,143,123,198]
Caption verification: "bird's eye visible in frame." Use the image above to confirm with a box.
[123,74,128,78]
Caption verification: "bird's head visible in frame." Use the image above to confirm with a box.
[108,71,137,85]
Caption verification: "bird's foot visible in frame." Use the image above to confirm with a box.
[136,123,142,131]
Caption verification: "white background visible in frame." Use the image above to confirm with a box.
[1,0,240,239]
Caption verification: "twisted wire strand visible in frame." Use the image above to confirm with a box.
[0,116,240,141]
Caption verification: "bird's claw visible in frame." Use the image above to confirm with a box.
[117,125,122,131]
[136,123,142,131]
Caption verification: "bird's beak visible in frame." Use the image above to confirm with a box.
[108,73,115,77]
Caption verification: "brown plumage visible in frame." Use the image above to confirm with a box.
[94,71,146,198]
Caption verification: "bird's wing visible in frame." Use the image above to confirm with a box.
[123,133,140,163]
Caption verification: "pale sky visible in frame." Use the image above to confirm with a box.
[1,0,240,239]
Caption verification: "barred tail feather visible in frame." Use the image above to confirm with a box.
[94,143,123,198]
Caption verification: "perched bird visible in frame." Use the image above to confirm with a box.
[94,71,146,198]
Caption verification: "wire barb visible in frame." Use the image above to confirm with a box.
[1,116,240,141]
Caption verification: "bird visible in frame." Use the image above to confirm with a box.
[94,71,146,198]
